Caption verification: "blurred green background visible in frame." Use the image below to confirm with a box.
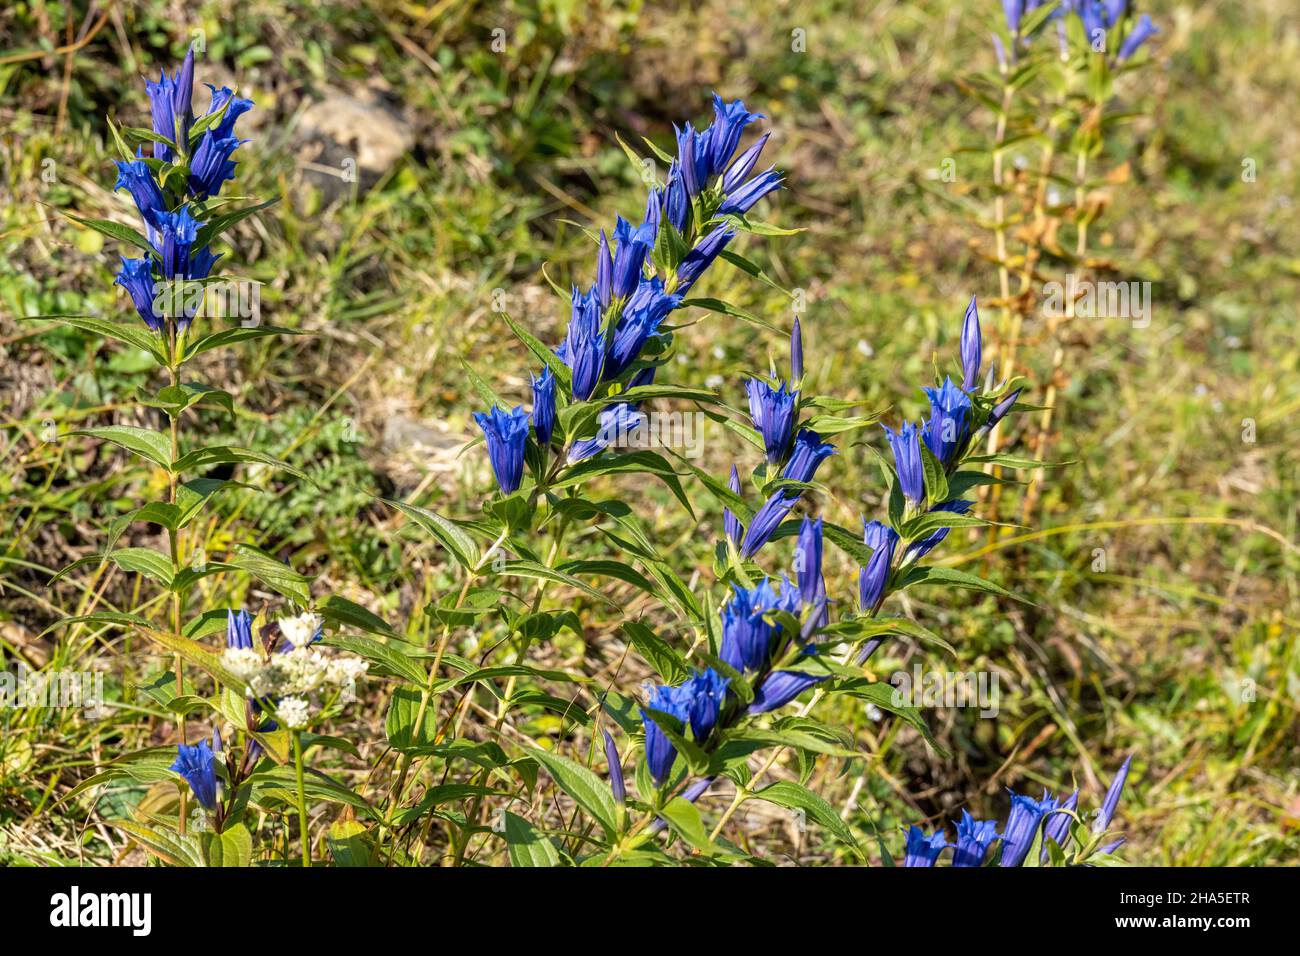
[1,0,1297,865]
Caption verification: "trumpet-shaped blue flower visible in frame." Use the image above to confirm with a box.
[531,367,557,446]
[719,168,783,215]
[859,519,899,611]
[922,377,973,468]
[706,95,764,175]
[664,165,691,233]
[796,515,828,635]
[1117,13,1159,60]
[603,730,626,802]
[171,739,217,810]
[145,47,195,161]
[1094,754,1133,833]
[607,277,681,379]
[724,464,745,547]
[961,295,982,390]
[1042,789,1079,861]
[642,683,690,786]
[903,825,950,867]
[610,216,655,302]
[746,378,798,464]
[906,499,974,561]
[740,430,835,558]
[720,578,799,673]
[189,133,243,201]
[148,206,202,280]
[115,257,161,331]
[675,225,734,295]
[226,608,254,650]
[560,286,605,400]
[473,405,530,493]
[749,666,828,714]
[722,132,771,194]
[790,317,804,382]
[986,387,1023,432]
[884,421,925,506]
[683,668,730,743]
[1000,790,1060,866]
[953,810,1000,867]
[114,160,166,230]
[203,84,255,141]
[566,403,645,464]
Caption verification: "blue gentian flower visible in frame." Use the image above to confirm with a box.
[145,47,195,161]
[595,229,613,308]
[674,123,708,198]
[724,464,745,547]
[953,810,1000,867]
[641,188,662,238]
[719,167,783,215]
[859,519,899,611]
[720,578,798,673]
[148,206,201,279]
[748,667,828,714]
[115,257,161,331]
[189,133,242,201]
[607,276,680,379]
[1042,789,1079,861]
[114,160,166,229]
[903,825,950,867]
[706,95,763,175]
[530,367,557,446]
[566,403,645,464]
[884,421,925,506]
[642,683,690,786]
[473,405,530,493]
[795,515,828,635]
[171,739,217,810]
[986,387,1023,430]
[683,668,730,743]
[722,132,770,193]
[922,377,973,468]
[905,499,974,561]
[740,430,835,558]
[675,225,735,294]
[961,295,982,391]
[610,216,655,301]
[1117,13,1159,60]
[746,378,798,464]
[1094,754,1133,833]
[561,285,605,400]
[664,165,690,233]
[1000,790,1060,866]
[603,730,626,803]
[226,608,254,650]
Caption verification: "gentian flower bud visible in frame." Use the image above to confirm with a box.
[922,377,973,468]
[171,740,218,810]
[723,464,745,547]
[566,403,645,464]
[189,133,242,201]
[115,257,161,331]
[722,132,770,194]
[745,378,798,464]
[603,730,626,803]
[718,168,783,215]
[961,295,982,390]
[796,515,828,635]
[903,825,950,867]
[473,405,530,493]
[740,430,835,558]
[211,725,223,755]
[642,684,690,786]
[561,286,605,400]
[595,229,613,308]
[749,667,828,714]
[114,160,166,228]
[664,165,690,233]
[884,422,925,506]
[859,519,899,611]
[1094,754,1133,833]
[905,499,974,561]
[1041,789,1079,861]
[986,387,1023,430]
[226,608,254,650]
[1002,0,1024,34]
[683,668,730,742]
[531,367,557,446]
[790,316,804,382]
[953,810,999,867]
[173,47,195,134]
[674,124,706,197]
[674,225,735,295]
[641,188,662,239]
[145,52,192,161]
[1117,13,1158,61]
[706,95,763,175]
[999,790,1060,866]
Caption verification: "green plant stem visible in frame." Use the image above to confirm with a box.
[293,729,310,867]
[166,326,188,835]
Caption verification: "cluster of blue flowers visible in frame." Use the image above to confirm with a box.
[999,1,1158,63]
[170,736,219,811]
[113,47,253,332]
[904,755,1132,866]
[476,94,784,493]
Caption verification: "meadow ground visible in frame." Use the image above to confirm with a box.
[0,0,1297,865]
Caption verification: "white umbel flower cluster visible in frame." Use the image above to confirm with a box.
[276,696,312,730]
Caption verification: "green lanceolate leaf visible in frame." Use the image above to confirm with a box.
[181,324,306,361]
[67,426,173,470]
[657,797,722,856]
[18,314,169,365]
[317,594,400,639]
[193,196,280,247]
[323,633,428,686]
[140,382,235,417]
[171,445,312,483]
[496,559,618,608]
[63,212,155,254]
[524,746,619,842]
[755,780,861,852]
[895,565,1033,604]
[226,543,313,604]
[383,497,482,570]
[621,620,689,684]
[501,810,563,867]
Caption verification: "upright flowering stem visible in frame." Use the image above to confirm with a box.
[293,729,311,867]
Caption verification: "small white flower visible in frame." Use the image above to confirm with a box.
[279,611,322,650]
[277,696,312,729]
